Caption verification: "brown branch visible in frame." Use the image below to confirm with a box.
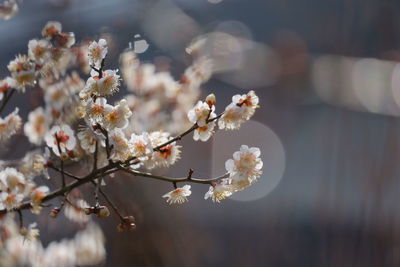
[119,166,229,185]
[0,88,16,115]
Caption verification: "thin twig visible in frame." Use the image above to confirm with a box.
[0,88,16,115]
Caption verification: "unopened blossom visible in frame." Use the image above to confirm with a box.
[204,180,235,203]
[28,39,51,63]
[0,167,26,192]
[188,100,214,126]
[232,90,259,120]
[162,185,191,204]
[64,199,90,223]
[0,108,22,142]
[31,186,49,205]
[84,69,120,97]
[0,77,15,101]
[146,131,181,169]
[130,132,152,159]
[109,129,133,162]
[7,55,36,90]
[0,0,18,20]
[88,39,108,68]
[205,93,216,107]
[24,107,50,145]
[45,124,76,157]
[225,145,263,189]
[41,21,62,39]
[103,99,132,130]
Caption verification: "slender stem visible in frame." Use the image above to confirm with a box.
[93,140,98,173]
[119,167,230,185]
[97,186,124,221]
[17,210,23,229]
[48,165,81,180]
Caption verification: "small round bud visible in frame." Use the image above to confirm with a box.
[97,206,110,218]
[205,93,216,107]
[19,227,28,236]
[50,208,60,218]
[117,215,136,232]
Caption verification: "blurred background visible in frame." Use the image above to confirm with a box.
[3,0,400,266]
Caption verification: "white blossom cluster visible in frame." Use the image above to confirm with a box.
[0,20,264,264]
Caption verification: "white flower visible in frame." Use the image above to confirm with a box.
[232,90,259,120]
[225,145,263,189]
[0,167,26,192]
[28,39,50,63]
[218,102,245,130]
[24,107,50,145]
[20,223,40,242]
[204,180,235,203]
[0,0,18,20]
[84,69,120,97]
[0,77,15,101]
[44,81,71,110]
[108,129,133,162]
[145,131,181,169]
[0,190,24,210]
[130,132,152,159]
[162,185,191,204]
[30,186,49,205]
[64,199,90,223]
[84,97,109,124]
[218,91,259,130]
[187,100,214,126]
[103,99,132,130]
[88,39,108,68]
[7,55,36,91]
[73,223,106,266]
[45,124,76,157]
[41,21,62,39]
[193,122,216,142]
[77,126,103,154]
[0,108,22,142]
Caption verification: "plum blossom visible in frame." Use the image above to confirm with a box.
[0,0,18,20]
[84,69,120,97]
[85,97,109,124]
[77,126,103,154]
[64,198,90,223]
[145,131,181,169]
[188,100,214,126]
[0,108,22,142]
[41,21,62,39]
[7,55,36,91]
[108,129,133,162]
[218,90,259,130]
[130,132,152,159]
[30,186,49,205]
[45,124,77,157]
[88,39,108,68]
[162,185,192,204]
[204,181,235,203]
[28,39,51,63]
[225,145,263,189]
[24,107,50,145]
[103,99,132,130]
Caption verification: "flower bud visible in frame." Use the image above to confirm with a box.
[50,207,60,218]
[97,206,110,218]
[205,93,216,107]
[83,207,92,215]
[117,215,136,232]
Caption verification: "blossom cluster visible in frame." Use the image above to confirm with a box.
[0,20,264,265]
